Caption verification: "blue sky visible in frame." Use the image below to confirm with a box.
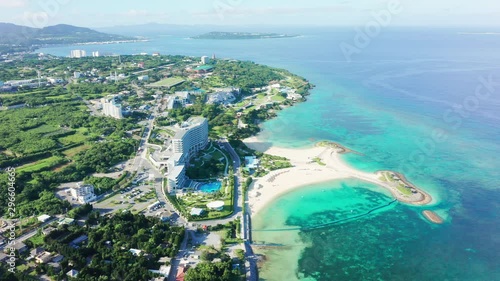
[1,0,499,28]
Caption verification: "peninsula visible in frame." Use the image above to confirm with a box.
[192,31,299,40]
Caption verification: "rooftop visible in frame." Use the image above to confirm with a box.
[194,65,214,71]
[173,117,207,139]
[190,208,204,216]
[168,165,185,180]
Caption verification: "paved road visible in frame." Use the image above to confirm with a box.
[0,216,61,251]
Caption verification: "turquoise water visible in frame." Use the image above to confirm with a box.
[37,28,500,280]
[199,182,222,193]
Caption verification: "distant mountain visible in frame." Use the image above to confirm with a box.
[0,23,135,54]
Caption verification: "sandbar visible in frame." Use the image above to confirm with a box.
[244,137,433,217]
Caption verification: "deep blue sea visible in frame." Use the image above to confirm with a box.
[38,27,500,280]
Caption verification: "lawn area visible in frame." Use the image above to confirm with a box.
[186,144,228,179]
[17,156,66,173]
[26,124,60,135]
[62,144,91,157]
[147,77,185,88]
[271,95,286,102]
[396,185,413,196]
[171,190,233,221]
[28,233,45,247]
[58,128,90,145]
[257,93,267,99]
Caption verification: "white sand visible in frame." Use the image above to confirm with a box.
[244,137,432,217]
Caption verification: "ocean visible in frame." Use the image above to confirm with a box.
[37,27,500,280]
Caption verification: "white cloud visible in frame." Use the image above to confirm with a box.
[0,0,26,8]
[122,9,169,18]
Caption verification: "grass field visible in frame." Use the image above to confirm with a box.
[62,144,91,157]
[28,233,45,247]
[17,156,66,173]
[58,128,90,145]
[147,77,185,88]
[26,124,60,134]
[271,95,286,102]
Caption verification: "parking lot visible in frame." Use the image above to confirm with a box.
[93,174,159,214]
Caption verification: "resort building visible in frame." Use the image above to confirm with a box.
[150,117,209,191]
[70,183,96,204]
[190,208,204,216]
[172,117,209,159]
[193,65,214,74]
[138,75,149,81]
[70,50,86,58]
[201,56,210,65]
[167,165,186,190]
[207,201,224,211]
[167,91,192,110]
[207,88,240,105]
[101,96,124,119]
[245,156,260,170]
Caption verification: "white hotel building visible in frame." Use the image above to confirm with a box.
[101,96,124,119]
[172,117,209,159]
[168,117,208,190]
[70,183,96,204]
[149,117,208,190]
[70,50,86,58]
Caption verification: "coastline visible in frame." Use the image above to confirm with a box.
[243,137,433,217]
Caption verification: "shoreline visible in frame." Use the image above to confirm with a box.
[244,137,433,217]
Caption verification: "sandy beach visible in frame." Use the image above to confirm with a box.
[244,137,433,217]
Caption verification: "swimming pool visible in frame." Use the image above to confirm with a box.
[199,182,222,193]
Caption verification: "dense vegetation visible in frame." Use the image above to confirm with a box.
[0,23,133,54]
[200,60,284,91]
[1,212,184,281]
[0,92,139,217]
[185,260,240,281]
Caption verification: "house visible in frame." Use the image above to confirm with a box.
[66,269,79,278]
[149,265,171,277]
[35,252,53,264]
[176,266,188,281]
[70,235,88,248]
[52,254,64,263]
[12,242,28,253]
[129,249,143,256]
[286,92,302,101]
[47,78,64,84]
[48,262,62,272]
[58,218,75,226]
[42,227,56,236]
[0,252,9,262]
[158,257,171,264]
[30,247,45,258]
[38,214,51,223]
